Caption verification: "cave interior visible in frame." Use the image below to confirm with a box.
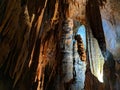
[0,0,120,90]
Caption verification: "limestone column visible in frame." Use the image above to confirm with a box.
[60,18,73,89]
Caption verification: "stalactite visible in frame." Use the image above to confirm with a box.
[86,24,105,85]
[86,0,106,57]
[13,5,31,85]
[85,25,105,90]
[28,0,50,89]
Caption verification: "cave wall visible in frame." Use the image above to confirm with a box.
[100,0,120,89]
[101,0,120,61]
